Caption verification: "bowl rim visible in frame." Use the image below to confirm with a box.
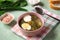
[17,12,44,32]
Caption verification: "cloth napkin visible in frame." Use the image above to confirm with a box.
[11,6,60,40]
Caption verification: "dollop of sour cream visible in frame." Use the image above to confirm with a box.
[21,23,31,30]
[28,0,40,5]
[23,15,31,22]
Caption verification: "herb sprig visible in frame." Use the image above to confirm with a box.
[0,0,28,16]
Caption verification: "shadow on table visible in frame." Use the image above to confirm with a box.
[43,21,60,40]
[33,2,44,6]
[8,20,17,27]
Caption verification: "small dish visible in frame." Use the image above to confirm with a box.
[0,12,14,24]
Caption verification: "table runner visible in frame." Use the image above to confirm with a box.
[11,6,60,40]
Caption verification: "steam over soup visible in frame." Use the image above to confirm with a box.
[19,15,42,31]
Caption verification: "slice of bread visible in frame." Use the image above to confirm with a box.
[50,3,60,10]
[49,0,60,3]
[49,0,60,2]
[49,0,60,10]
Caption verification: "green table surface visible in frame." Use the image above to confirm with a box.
[0,0,60,40]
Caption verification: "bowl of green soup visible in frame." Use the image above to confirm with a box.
[17,12,44,36]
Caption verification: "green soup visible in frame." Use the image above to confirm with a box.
[19,15,42,31]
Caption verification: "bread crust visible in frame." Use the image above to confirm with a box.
[49,0,60,10]
[50,3,60,10]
